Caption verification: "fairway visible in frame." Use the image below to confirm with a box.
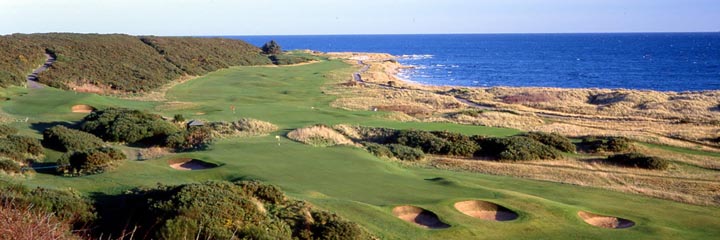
[3,60,720,239]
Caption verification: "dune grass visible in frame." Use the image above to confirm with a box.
[2,60,719,239]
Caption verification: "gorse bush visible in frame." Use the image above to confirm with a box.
[262,40,282,55]
[431,131,480,157]
[396,129,450,154]
[0,158,22,173]
[388,144,425,161]
[0,180,96,228]
[476,136,563,161]
[81,108,180,145]
[43,125,105,152]
[57,147,126,176]
[164,126,213,151]
[580,136,634,153]
[365,142,393,158]
[521,131,576,152]
[0,125,19,136]
[113,181,371,240]
[0,135,44,163]
[607,153,670,170]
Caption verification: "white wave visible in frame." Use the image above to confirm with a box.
[396,54,434,60]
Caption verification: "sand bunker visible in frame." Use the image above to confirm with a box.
[71,104,95,113]
[454,200,519,221]
[578,211,635,229]
[392,206,450,229]
[168,158,218,171]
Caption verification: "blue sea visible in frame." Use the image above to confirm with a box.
[225,33,720,91]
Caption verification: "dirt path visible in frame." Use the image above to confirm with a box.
[26,53,56,89]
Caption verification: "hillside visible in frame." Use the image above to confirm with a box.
[0,33,271,93]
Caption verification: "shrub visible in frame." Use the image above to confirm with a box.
[164,126,213,151]
[396,129,450,154]
[262,40,282,55]
[81,108,180,145]
[0,158,21,173]
[476,136,562,161]
[522,131,576,153]
[388,144,425,161]
[0,180,96,228]
[57,147,126,176]
[0,201,75,240]
[0,135,44,162]
[364,142,393,158]
[580,136,634,153]
[0,125,18,136]
[432,131,480,157]
[112,181,371,240]
[43,125,104,152]
[607,153,670,170]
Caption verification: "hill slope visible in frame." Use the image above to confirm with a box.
[0,33,271,93]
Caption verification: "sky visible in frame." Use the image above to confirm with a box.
[1,0,719,36]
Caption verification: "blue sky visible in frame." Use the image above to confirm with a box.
[1,0,718,35]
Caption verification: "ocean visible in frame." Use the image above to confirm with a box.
[225,33,720,92]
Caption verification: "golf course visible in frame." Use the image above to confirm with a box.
[1,55,719,239]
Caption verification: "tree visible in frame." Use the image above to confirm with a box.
[262,40,282,55]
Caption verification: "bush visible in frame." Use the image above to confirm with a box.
[57,147,126,176]
[262,40,282,55]
[81,108,180,145]
[112,181,371,240]
[580,136,634,153]
[522,132,576,153]
[0,135,44,162]
[0,180,96,228]
[0,125,18,136]
[0,158,21,173]
[432,131,480,157]
[43,125,105,152]
[607,153,670,170]
[388,144,425,161]
[396,129,450,154]
[476,136,562,161]
[164,126,213,151]
[364,142,393,158]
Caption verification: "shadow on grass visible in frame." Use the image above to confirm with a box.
[29,121,80,134]
[27,162,58,174]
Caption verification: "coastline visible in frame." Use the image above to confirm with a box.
[324,51,720,152]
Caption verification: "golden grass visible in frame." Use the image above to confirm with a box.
[0,201,76,240]
[287,125,355,147]
[208,118,279,138]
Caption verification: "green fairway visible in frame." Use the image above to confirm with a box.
[3,60,720,239]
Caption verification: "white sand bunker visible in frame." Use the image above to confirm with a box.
[454,200,519,221]
[71,104,96,113]
[578,211,635,229]
[168,158,218,171]
[392,206,450,229]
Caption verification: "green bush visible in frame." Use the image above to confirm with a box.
[522,131,575,152]
[81,108,180,145]
[432,131,480,157]
[476,136,563,161]
[112,181,371,240]
[43,125,105,152]
[0,180,96,227]
[607,153,670,170]
[0,135,44,162]
[580,136,634,153]
[0,125,18,136]
[396,129,450,154]
[364,142,393,158]
[0,158,21,173]
[388,144,425,161]
[56,147,126,176]
[262,40,282,55]
[164,126,213,151]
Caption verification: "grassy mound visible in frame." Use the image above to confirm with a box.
[288,125,354,147]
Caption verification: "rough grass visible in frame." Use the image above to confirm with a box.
[287,125,355,147]
[0,200,76,240]
[207,118,279,138]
